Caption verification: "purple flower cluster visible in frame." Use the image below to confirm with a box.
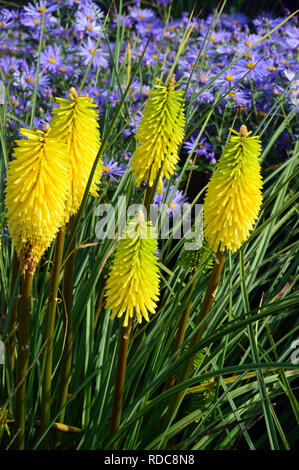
[0,1,298,200]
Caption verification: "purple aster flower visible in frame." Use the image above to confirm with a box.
[0,8,16,29]
[77,37,109,70]
[183,135,213,158]
[122,110,142,137]
[154,184,190,220]
[215,65,244,90]
[285,26,299,49]
[137,15,163,35]
[56,63,75,77]
[283,70,299,110]
[20,1,58,27]
[130,79,151,101]
[253,13,282,33]
[101,156,126,182]
[69,0,91,9]
[225,87,251,109]
[14,62,50,94]
[221,12,248,29]
[77,3,104,20]
[40,44,63,72]
[236,33,262,54]
[74,7,103,38]
[129,6,156,23]
[237,54,269,83]
[8,94,23,113]
[111,13,133,29]
[206,152,216,165]
[0,56,19,78]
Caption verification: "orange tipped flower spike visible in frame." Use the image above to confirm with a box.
[131,76,185,194]
[49,87,102,220]
[105,212,160,327]
[204,125,263,253]
[5,124,70,274]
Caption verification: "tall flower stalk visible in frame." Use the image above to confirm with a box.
[165,125,263,431]
[107,212,160,446]
[49,87,102,422]
[40,227,65,447]
[5,124,70,449]
[107,74,186,445]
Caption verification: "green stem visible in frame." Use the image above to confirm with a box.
[109,318,132,448]
[94,283,105,332]
[143,183,153,214]
[7,251,20,371]
[14,269,33,450]
[57,219,76,423]
[109,175,152,446]
[165,275,197,390]
[165,251,226,431]
[40,227,65,447]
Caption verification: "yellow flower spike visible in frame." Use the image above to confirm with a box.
[49,87,102,220]
[5,124,71,274]
[203,125,263,253]
[105,211,160,327]
[131,75,185,193]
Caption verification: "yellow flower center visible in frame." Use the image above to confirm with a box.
[210,35,215,41]
[228,91,235,97]
[169,201,177,209]
[86,15,93,21]
[268,66,276,72]
[33,19,40,25]
[102,166,111,173]
[139,13,145,18]
[59,67,67,73]
[25,75,35,85]
[201,74,208,82]
[85,24,93,32]
[48,57,56,64]
[89,48,95,55]
[152,54,158,60]
[245,40,251,47]
[246,62,255,69]
[225,75,234,82]
[38,6,46,13]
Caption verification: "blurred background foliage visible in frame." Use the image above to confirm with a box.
[0,0,297,18]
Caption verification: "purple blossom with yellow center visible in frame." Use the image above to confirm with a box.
[40,44,63,72]
[101,156,126,182]
[77,37,109,70]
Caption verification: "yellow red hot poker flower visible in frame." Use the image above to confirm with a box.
[5,124,70,274]
[131,75,185,194]
[49,87,102,220]
[203,125,263,253]
[105,212,160,327]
